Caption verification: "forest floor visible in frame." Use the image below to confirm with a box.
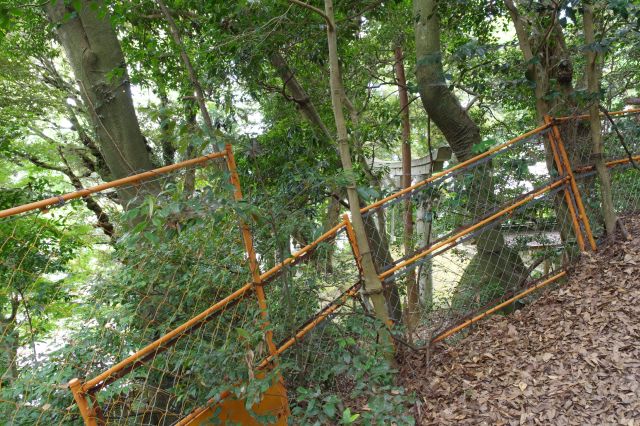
[397,215,640,425]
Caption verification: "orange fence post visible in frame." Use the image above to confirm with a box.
[546,118,598,251]
[223,143,289,424]
[69,378,99,426]
[543,116,586,251]
[224,144,278,357]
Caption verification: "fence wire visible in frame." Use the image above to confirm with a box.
[0,111,638,426]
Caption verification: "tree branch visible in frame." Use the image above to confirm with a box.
[288,0,334,31]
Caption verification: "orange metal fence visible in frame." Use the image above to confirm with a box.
[0,109,639,425]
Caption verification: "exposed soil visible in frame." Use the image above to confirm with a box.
[397,216,640,425]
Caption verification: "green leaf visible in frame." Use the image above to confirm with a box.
[323,402,336,418]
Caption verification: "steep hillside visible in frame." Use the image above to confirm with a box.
[399,216,640,425]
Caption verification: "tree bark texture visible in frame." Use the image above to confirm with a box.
[270,52,333,142]
[46,0,156,204]
[394,44,419,327]
[584,3,617,238]
[323,0,392,335]
[414,0,529,306]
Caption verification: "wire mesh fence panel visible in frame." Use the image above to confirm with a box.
[0,158,269,425]
[413,190,570,344]
[277,299,403,424]
[568,111,640,240]
[2,112,639,426]
[360,127,582,346]
[610,164,640,216]
[263,227,359,346]
[0,203,99,425]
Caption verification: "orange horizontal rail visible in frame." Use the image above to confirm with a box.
[574,154,640,174]
[553,107,640,122]
[360,123,552,214]
[432,270,567,342]
[379,177,570,280]
[0,152,227,219]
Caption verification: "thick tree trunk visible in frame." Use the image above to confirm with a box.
[505,0,601,243]
[415,0,528,307]
[414,0,479,162]
[584,4,617,238]
[323,0,392,338]
[46,0,157,204]
[394,44,418,327]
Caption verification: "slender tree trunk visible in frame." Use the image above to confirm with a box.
[317,197,341,274]
[158,87,176,166]
[182,97,198,196]
[59,150,116,240]
[46,0,157,204]
[584,3,617,238]
[394,44,418,328]
[323,0,392,339]
[342,95,403,322]
[157,0,218,145]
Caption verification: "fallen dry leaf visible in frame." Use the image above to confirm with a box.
[396,215,640,425]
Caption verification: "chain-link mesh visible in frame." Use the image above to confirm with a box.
[0,156,278,425]
[1,111,639,425]
[569,111,640,240]
[359,126,578,345]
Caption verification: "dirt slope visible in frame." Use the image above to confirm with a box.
[398,217,640,425]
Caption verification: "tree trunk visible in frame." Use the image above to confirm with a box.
[46,0,157,204]
[341,94,403,322]
[394,44,418,328]
[269,52,333,142]
[505,0,601,243]
[361,211,402,322]
[323,0,392,339]
[157,0,218,146]
[584,3,617,238]
[414,0,480,162]
[158,87,176,166]
[415,0,528,308]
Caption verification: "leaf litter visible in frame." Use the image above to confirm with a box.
[397,216,640,425]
